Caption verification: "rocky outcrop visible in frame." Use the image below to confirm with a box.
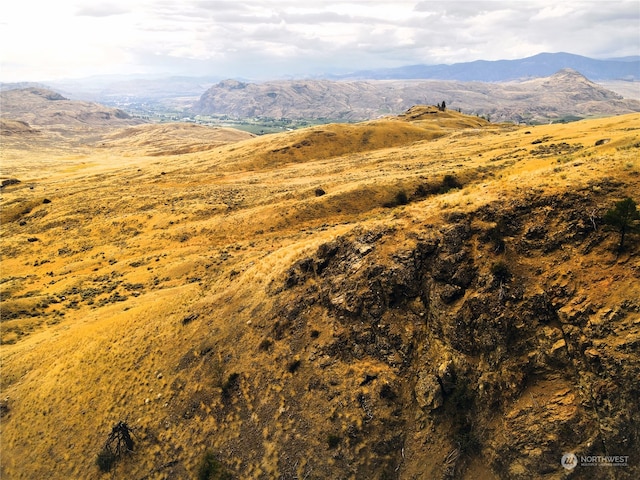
[263,187,640,479]
[192,71,640,123]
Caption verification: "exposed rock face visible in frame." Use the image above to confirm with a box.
[265,188,640,479]
[193,70,640,123]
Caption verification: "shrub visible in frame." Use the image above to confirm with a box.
[221,373,240,399]
[383,190,409,208]
[327,434,341,449]
[197,451,232,480]
[287,359,301,373]
[395,190,409,205]
[379,384,397,401]
[96,449,116,473]
[490,261,511,283]
[414,183,435,198]
[96,421,135,473]
[440,174,462,193]
[603,197,640,252]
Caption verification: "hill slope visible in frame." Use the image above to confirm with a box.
[1,109,639,479]
[193,70,640,123]
[97,123,255,156]
[0,88,144,129]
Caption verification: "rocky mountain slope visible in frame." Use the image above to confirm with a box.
[0,88,255,159]
[1,107,639,479]
[0,87,144,131]
[193,70,640,123]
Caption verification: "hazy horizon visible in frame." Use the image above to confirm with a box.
[2,0,639,83]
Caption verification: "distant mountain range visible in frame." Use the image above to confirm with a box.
[1,53,638,125]
[193,69,640,124]
[331,52,640,81]
[1,53,637,107]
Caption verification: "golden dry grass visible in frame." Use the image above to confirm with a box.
[1,110,639,479]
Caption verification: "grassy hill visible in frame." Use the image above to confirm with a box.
[1,108,639,479]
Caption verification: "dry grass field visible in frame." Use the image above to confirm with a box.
[1,107,639,479]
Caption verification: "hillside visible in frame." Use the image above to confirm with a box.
[0,119,39,136]
[0,88,144,130]
[193,70,640,123]
[97,123,255,156]
[1,108,639,479]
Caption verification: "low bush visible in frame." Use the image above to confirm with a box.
[490,261,511,283]
[96,449,116,473]
[221,373,240,399]
[287,359,301,373]
[603,197,639,252]
[383,190,409,208]
[440,174,462,193]
[197,451,232,480]
[327,434,341,449]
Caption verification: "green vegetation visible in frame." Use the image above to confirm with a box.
[176,113,342,135]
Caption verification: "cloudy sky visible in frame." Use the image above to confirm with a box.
[1,0,639,82]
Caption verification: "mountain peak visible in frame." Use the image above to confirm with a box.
[216,79,248,90]
[546,68,595,85]
[552,68,589,78]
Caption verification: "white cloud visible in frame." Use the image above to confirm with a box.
[76,3,130,17]
[532,5,574,20]
[0,0,638,82]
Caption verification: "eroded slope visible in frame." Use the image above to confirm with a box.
[1,110,639,479]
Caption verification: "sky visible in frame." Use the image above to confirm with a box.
[1,0,639,82]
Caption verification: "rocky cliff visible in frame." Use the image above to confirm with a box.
[267,184,640,479]
[192,70,640,123]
